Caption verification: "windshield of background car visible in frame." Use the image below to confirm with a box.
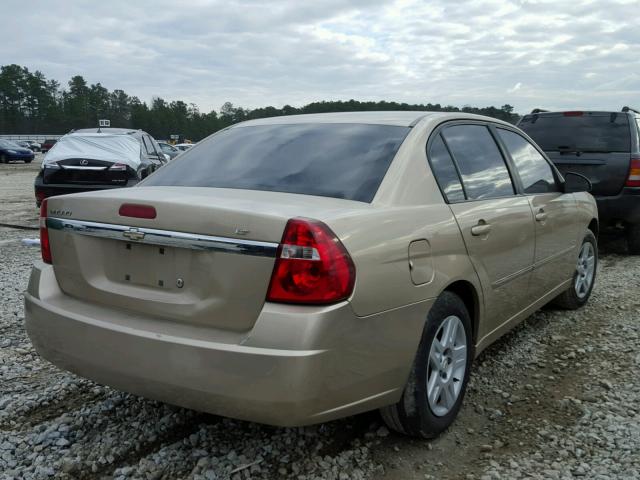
[519,113,631,152]
[143,123,411,202]
[0,140,21,148]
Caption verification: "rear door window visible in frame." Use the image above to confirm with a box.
[519,113,631,153]
[497,128,559,194]
[428,134,465,202]
[142,136,157,156]
[143,123,410,203]
[442,125,515,200]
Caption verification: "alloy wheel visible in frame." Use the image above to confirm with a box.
[574,242,595,299]
[427,315,467,417]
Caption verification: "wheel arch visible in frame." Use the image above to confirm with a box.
[588,218,598,238]
[442,280,481,345]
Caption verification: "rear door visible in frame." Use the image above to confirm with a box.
[518,112,632,196]
[495,127,578,299]
[432,124,535,339]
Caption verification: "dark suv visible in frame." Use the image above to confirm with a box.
[518,107,640,253]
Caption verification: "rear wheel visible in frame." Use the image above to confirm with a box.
[0,154,6,164]
[380,291,472,438]
[552,231,597,309]
[626,223,640,255]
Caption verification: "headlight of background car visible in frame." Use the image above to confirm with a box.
[6,150,17,154]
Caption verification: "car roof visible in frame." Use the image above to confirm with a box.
[523,110,638,117]
[232,111,511,128]
[72,128,149,139]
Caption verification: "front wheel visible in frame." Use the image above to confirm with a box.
[0,154,6,164]
[552,230,597,309]
[380,291,472,438]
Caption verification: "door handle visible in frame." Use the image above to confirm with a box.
[535,209,548,222]
[471,222,492,236]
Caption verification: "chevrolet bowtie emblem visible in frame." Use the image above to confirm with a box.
[122,228,145,241]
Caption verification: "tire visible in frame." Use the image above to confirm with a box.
[25,159,32,164]
[0,154,6,164]
[380,291,473,438]
[552,230,597,309]
[626,224,640,255]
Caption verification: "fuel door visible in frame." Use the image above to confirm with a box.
[408,239,434,285]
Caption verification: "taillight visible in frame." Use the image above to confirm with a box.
[266,218,355,305]
[40,199,52,264]
[563,111,584,116]
[627,157,640,187]
[119,203,157,219]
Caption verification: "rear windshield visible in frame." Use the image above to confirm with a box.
[143,123,410,202]
[519,113,630,152]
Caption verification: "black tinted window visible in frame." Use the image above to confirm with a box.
[519,113,630,152]
[428,134,465,202]
[497,129,558,194]
[442,125,514,200]
[143,123,410,202]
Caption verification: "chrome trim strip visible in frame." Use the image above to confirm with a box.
[47,217,279,258]
[59,165,108,171]
[491,245,576,288]
[492,265,533,288]
[532,246,575,269]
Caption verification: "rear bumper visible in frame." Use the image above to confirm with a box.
[34,176,140,205]
[595,187,640,225]
[3,152,34,162]
[25,262,432,426]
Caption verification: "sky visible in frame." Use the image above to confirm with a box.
[3,0,639,115]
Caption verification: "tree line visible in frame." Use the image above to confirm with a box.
[0,64,519,140]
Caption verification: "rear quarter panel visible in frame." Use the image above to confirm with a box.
[329,205,480,317]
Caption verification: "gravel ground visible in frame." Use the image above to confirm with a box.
[1,160,639,479]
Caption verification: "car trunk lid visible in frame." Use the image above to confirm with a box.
[44,187,368,332]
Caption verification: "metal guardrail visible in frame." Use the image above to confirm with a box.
[0,134,64,143]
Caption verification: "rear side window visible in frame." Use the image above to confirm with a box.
[142,136,156,156]
[497,129,558,194]
[143,123,410,202]
[428,134,465,202]
[442,125,514,200]
[519,113,631,153]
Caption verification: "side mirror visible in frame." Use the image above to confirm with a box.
[563,171,592,193]
[163,153,171,162]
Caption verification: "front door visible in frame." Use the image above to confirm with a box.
[494,127,578,299]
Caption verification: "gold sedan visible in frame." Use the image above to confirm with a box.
[25,112,598,438]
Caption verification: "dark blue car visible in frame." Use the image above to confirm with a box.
[0,139,35,163]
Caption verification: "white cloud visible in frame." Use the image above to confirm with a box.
[508,82,522,93]
[2,0,639,114]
